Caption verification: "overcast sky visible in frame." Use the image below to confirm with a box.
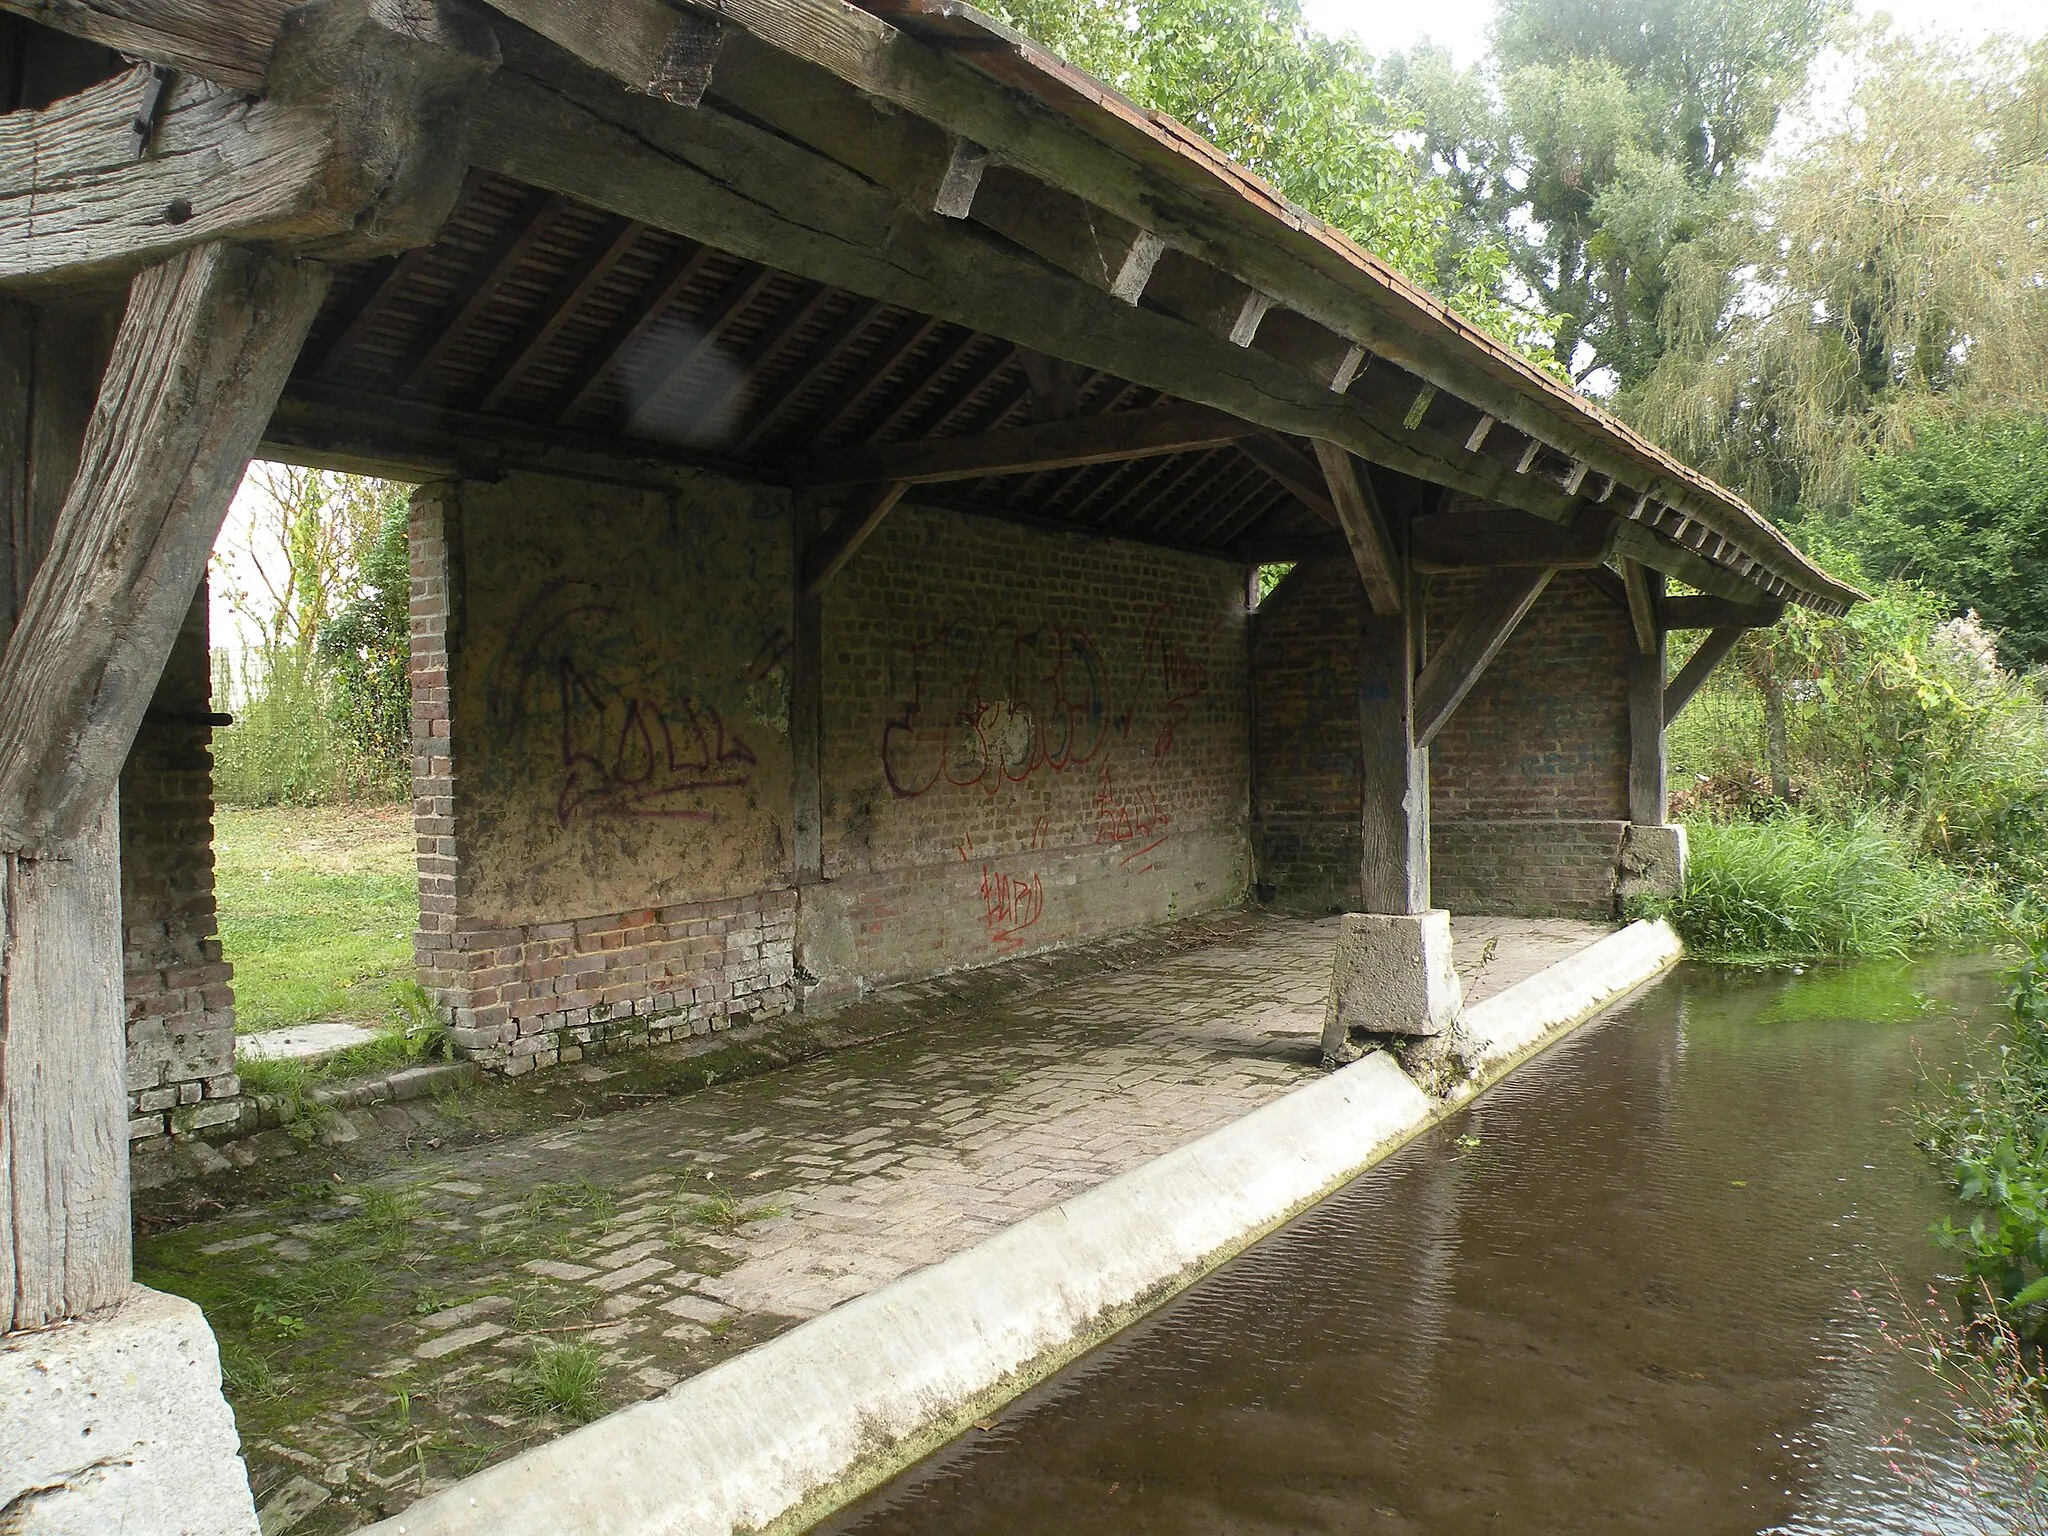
[1301,0,2048,70]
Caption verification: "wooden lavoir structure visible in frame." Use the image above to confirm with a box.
[0,0,1853,1516]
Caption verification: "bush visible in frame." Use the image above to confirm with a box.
[213,646,402,807]
[1642,814,2011,961]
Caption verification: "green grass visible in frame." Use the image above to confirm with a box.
[214,805,417,1034]
[1635,814,2012,962]
[509,1342,605,1423]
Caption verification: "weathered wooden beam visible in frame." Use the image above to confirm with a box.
[1313,439,1402,615]
[464,61,1590,529]
[1621,557,1659,656]
[791,401,1256,487]
[1664,626,1746,722]
[1237,437,1337,526]
[0,243,328,852]
[1,802,126,1330]
[1660,593,1784,630]
[483,0,726,105]
[1359,597,1428,915]
[929,135,988,217]
[1608,519,1777,609]
[1411,510,1612,571]
[0,0,499,293]
[0,0,294,94]
[1412,567,1554,748]
[802,481,909,593]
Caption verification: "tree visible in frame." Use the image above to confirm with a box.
[1846,415,2048,667]
[1387,0,1841,391]
[1629,28,2048,519]
[979,0,1556,356]
[318,493,414,774]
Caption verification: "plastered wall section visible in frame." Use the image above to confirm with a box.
[1249,559,1636,918]
[121,587,240,1144]
[801,503,1250,993]
[416,472,798,1074]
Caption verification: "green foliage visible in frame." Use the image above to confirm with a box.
[1387,0,1839,389]
[510,1342,605,1423]
[1638,814,2007,961]
[213,465,411,807]
[1836,413,2048,668]
[1670,572,2048,903]
[1630,27,2048,516]
[1927,949,2048,1339]
[318,491,413,778]
[213,644,400,807]
[979,0,1554,357]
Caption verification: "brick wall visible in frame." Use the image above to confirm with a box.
[416,473,799,1074]
[1248,556,1363,912]
[1426,569,1631,820]
[1250,559,1639,917]
[801,503,1249,991]
[1427,568,1636,919]
[121,588,240,1144]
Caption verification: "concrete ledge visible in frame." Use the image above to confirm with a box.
[1,1286,259,1536]
[369,919,1685,1536]
[1463,918,1683,1073]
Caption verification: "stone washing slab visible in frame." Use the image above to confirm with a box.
[364,918,1683,1536]
[236,1020,382,1064]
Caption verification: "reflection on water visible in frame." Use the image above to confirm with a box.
[824,959,2014,1536]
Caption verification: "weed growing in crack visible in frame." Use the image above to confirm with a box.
[510,1342,605,1423]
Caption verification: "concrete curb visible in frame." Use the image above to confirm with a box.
[1462,917,1684,1074]
[369,920,1683,1536]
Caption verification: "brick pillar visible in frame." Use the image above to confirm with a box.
[119,586,239,1147]
[409,483,466,1030]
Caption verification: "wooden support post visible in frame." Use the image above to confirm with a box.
[0,244,324,1328]
[1358,580,1428,915]
[0,804,126,1330]
[1629,639,1668,827]
[1411,567,1554,749]
[1621,557,1659,655]
[1312,439,1402,615]
[1664,626,1745,723]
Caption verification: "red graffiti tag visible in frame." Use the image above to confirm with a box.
[978,865,1044,951]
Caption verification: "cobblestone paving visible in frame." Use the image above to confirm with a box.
[138,910,1608,1533]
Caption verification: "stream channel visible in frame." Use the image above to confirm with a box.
[823,957,2014,1535]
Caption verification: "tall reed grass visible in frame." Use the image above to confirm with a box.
[1640,814,2011,961]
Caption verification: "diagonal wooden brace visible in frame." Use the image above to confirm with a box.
[0,243,330,854]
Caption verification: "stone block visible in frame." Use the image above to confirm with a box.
[0,1286,259,1535]
[1617,823,1688,902]
[1321,910,1463,1057]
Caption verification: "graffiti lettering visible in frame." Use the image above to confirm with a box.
[486,579,764,826]
[1092,764,1171,873]
[978,864,1044,951]
[555,659,756,825]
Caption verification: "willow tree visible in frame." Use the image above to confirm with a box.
[1629,27,2048,521]
[1386,0,1841,391]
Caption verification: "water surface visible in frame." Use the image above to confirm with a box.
[826,959,2005,1535]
